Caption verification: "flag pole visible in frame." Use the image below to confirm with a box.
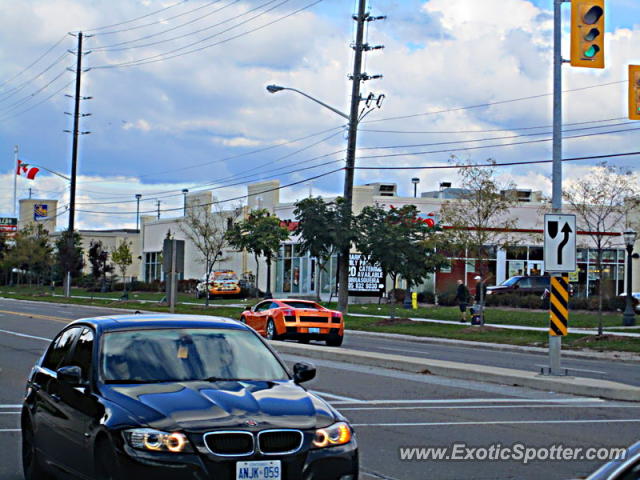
[13,145,18,219]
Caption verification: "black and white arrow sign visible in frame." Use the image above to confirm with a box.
[544,214,577,272]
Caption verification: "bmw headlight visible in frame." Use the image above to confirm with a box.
[124,428,191,453]
[313,422,352,448]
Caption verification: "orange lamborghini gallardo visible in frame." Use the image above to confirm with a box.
[240,299,344,346]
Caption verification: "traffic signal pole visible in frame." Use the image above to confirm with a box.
[549,0,566,375]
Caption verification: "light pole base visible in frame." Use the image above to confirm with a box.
[623,312,636,327]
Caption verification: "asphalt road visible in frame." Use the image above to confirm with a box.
[1,298,639,480]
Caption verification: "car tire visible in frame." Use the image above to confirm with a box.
[22,417,53,480]
[326,334,343,347]
[265,319,278,340]
[94,437,121,480]
[240,316,246,324]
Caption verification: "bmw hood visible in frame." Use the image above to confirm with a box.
[101,380,337,432]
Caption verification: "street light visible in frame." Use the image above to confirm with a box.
[135,194,142,231]
[623,229,637,326]
[411,177,420,198]
[182,189,189,216]
[266,85,350,120]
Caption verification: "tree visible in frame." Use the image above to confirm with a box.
[55,230,84,291]
[227,209,290,298]
[4,224,52,287]
[111,240,133,293]
[293,197,354,301]
[180,202,240,306]
[88,240,113,293]
[564,162,640,335]
[439,157,518,278]
[356,204,449,302]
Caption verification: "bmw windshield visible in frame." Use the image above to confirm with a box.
[101,328,289,383]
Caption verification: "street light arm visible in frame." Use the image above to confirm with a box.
[267,85,350,121]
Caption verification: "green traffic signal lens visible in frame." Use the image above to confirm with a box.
[583,6,603,25]
[584,27,600,41]
[584,45,600,58]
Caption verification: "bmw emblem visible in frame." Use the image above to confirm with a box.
[244,419,258,427]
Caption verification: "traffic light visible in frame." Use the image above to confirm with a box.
[630,65,640,120]
[570,0,605,69]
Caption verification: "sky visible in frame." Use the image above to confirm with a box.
[1,0,639,230]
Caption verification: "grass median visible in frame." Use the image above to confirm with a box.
[0,288,637,353]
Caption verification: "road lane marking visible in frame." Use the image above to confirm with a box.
[0,405,21,409]
[0,309,71,324]
[330,397,604,405]
[0,429,20,432]
[352,419,640,427]
[0,412,19,415]
[0,329,51,342]
[312,390,363,403]
[341,404,639,411]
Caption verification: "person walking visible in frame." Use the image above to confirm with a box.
[455,279,470,323]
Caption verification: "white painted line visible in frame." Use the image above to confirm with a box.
[352,419,640,427]
[0,412,20,415]
[0,329,51,342]
[534,364,608,375]
[330,397,604,405]
[0,405,22,409]
[0,429,20,432]
[341,404,640,411]
[312,390,363,403]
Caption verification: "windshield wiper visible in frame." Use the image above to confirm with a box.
[104,379,172,384]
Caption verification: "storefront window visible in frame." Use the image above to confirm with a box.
[144,252,162,282]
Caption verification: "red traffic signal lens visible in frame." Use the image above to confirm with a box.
[583,6,603,25]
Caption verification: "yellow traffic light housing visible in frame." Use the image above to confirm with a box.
[630,65,640,121]
[570,0,605,69]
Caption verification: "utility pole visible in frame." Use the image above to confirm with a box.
[549,0,566,375]
[338,0,382,314]
[64,31,84,297]
[135,194,142,231]
[28,188,32,199]
[157,200,161,220]
[12,145,18,219]
[182,189,189,216]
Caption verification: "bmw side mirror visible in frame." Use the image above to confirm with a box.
[293,362,316,384]
[56,365,83,386]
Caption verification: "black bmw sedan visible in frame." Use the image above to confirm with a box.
[21,314,358,480]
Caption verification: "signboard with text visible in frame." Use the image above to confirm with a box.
[0,217,17,234]
[348,253,385,297]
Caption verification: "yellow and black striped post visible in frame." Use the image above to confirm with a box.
[549,275,569,336]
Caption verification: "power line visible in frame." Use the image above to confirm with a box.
[93,0,323,69]
[363,80,627,124]
[0,79,74,123]
[0,69,71,116]
[0,34,69,91]
[0,52,70,104]
[356,125,640,160]
[83,0,189,33]
[75,166,344,215]
[358,117,629,135]
[92,0,246,51]
[354,150,640,170]
[359,121,636,151]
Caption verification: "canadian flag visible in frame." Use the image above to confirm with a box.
[16,160,39,180]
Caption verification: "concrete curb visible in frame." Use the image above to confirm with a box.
[346,329,640,363]
[271,341,640,402]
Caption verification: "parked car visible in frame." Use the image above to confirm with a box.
[618,292,640,313]
[240,299,344,346]
[21,314,358,480]
[195,269,242,298]
[486,275,574,297]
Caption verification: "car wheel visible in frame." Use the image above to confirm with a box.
[326,334,343,347]
[265,319,277,340]
[22,417,53,480]
[240,316,246,324]
[94,438,120,480]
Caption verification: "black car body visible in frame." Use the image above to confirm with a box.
[21,314,358,480]
[486,275,574,297]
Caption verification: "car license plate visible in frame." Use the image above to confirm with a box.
[309,327,320,334]
[236,460,281,479]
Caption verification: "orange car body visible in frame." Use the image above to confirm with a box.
[240,299,344,346]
